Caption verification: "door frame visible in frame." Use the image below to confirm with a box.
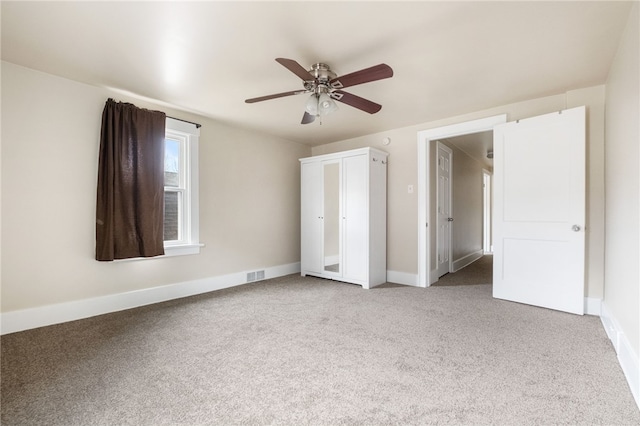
[417,114,506,287]
[482,169,492,254]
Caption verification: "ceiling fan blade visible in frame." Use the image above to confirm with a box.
[330,64,393,89]
[301,111,316,124]
[331,90,382,114]
[276,58,315,81]
[245,90,306,103]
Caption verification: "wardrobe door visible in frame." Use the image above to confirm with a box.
[301,161,324,274]
[342,154,368,282]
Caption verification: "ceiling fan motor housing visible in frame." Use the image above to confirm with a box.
[304,63,339,94]
[309,63,336,83]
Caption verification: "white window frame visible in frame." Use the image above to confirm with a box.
[163,117,201,257]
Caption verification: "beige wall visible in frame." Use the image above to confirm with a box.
[1,61,310,313]
[603,4,639,355]
[0,62,617,314]
[313,86,606,299]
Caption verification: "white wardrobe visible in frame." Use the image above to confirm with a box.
[299,147,388,289]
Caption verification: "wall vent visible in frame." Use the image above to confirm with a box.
[256,270,265,280]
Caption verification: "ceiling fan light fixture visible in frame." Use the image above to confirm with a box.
[318,92,338,116]
[305,94,319,115]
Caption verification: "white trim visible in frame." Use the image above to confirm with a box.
[163,118,200,256]
[451,250,484,273]
[583,297,602,316]
[417,136,428,287]
[386,270,419,287]
[429,269,439,286]
[164,243,204,257]
[1,262,301,335]
[482,169,493,254]
[600,302,640,409]
[417,114,507,288]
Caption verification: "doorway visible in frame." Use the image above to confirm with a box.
[431,254,493,286]
[417,114,507,287]
[434,132,494,284]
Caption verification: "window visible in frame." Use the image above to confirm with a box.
[163,117,200,256]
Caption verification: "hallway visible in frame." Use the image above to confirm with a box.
[432,255,493,286]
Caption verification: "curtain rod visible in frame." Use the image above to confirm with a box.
[167,116,201,129]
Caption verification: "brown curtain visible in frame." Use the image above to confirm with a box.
[96,99,166,261]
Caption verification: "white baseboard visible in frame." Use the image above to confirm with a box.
[392,269,604,319]
[600,302,640,410]
[584,297,602,316]
[387,270,419,286]
[0,262,301,335]
[452,250,484,272]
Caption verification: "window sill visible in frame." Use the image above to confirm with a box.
[109,244,203,262]
[163,243,204,257]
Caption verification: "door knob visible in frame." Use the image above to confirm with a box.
[447,217,454,222]
[572,225,581,232]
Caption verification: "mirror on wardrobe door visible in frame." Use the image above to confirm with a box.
[323,162,340,273]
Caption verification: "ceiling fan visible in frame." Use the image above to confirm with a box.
[245,58,393,124]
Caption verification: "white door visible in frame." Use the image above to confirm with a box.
[436,143,453,278]
[342,154,368,282]
[493,106,585,314]
[300,161,324,274]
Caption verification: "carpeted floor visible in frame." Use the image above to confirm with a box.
[2,273,638,425]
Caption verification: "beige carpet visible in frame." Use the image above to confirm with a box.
[2,274,638,425]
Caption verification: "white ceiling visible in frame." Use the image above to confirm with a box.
[1,1,632,147]
[443,131,494,170]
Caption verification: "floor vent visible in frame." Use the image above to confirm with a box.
[247,270,266,283]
